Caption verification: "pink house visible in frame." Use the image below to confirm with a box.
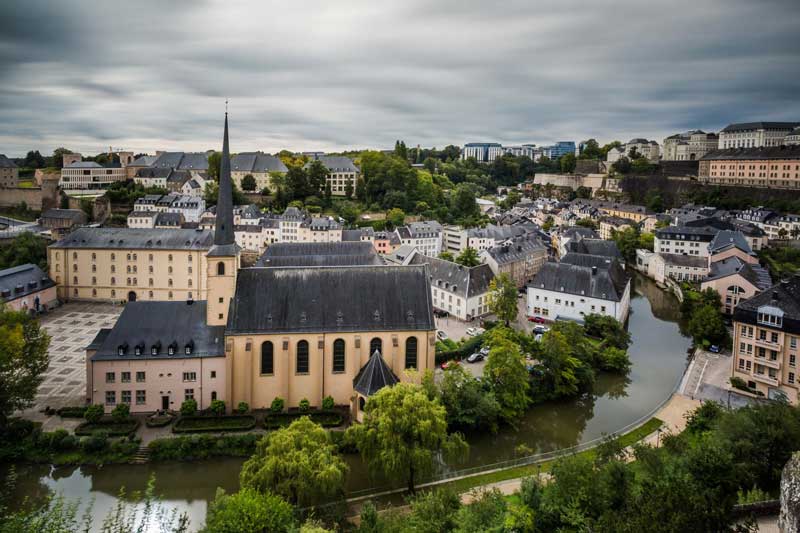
[0,264,58,313]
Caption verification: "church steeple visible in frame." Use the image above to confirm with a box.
[213,111,235,248]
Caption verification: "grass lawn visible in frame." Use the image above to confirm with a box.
[17,180,36,188]
[439,417,663,495]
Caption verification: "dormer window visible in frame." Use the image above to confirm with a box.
[185,341,194,355]
[757,305,784,328]
[134,346,142,356]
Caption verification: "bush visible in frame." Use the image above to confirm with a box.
[146,414,173,428]
[80,431,108,452]
[322,396,335,410]
[57,406,88,418]
[263,412,343,430]
[237,402,250,414]
[210,400,226,415]
[271,397,285,413]
[173,415,256,434]
[84,404,104,423]
[149,433,260,461]
[59,434,78,450]
[111,403,130,422]
[730,376,749,392]
[74,418,139,437]
[180,398,198,416]
[329,429,358,454]
[435,334,484,365]
[298,398,310,413]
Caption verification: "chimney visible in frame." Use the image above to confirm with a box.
[592,265,598,275]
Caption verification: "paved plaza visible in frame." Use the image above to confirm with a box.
[21,302,123,420]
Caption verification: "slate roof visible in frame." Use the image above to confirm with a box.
[560,252,617,271]
[383,244,418,265]
[659,253,709,268]
[306,155,359,173]
[706,256,772,290]
[353,350,399,397]
[484,237,547,265]
[155,212,183,227]
[66,161,102,168]
[50,227,214,250]
[135,167,173,179]
[0,264,55,303]
[720,122,800,133]
[41,209,87,223]
[129,155,157,167]
[734,276,800,335]
[406,221,443,238]
[0,154,17,168]
[151,152,210,171]
[342,229,364,242]
[709,230,753,255]
[565,239,622,259]
[408,253,495,298]
[255,241,382,267]
[231,152,288,173]
[700,145,800,161]
[227,266,435,334]
[91,301,225,360]
[530,261,630,302]
[466,223,539,240]
[560,226,599,240]
[656,225,718,241]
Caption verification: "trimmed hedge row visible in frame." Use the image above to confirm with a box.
[145,414,174,428]
[172,415,256,433]
[57,406,88,418]
[435,333,484,365]
[263,411,343,430]
[149,433,260,461]
[74,419,140,437]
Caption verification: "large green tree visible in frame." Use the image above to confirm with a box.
[0,306,50,424]
[438,364,501,433]
[240,174,256,191]
[455,247,480,268]
[483,329,530,423]
[239,417,348,507]
[346,382,468,492]
[306,160,329,194]
[202,488,295,533]
[687,305,727,347]
[207,151,221,182]
[539,330,582,398]
[0,232,49,270]
[486,273,518,326]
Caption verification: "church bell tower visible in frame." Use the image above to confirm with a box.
[206,111,240,326]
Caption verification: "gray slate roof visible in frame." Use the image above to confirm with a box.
[565,239,622,259]
[227,266,434,334]
[91,301,225,360]
[700,145,800,161]
[659,253,709,268]
[530,261,630,302]
[353,350,399,397]
[720,122,800,133]
[151,152,210,171]
[50,227,214,250]
[255,241,382,267]
[0,154,17,168]
[560,252,617,270]
[129,155,157,167]
[41,209,87,223]
[484,237,547,265]
[734,276,800,334]
[231,152,288,173]
[67,161,102,168]
[408,253,495,298]
[0,264,54,303]
[306,155,359,173]
[706,256,771,290]
[709,230,753,255]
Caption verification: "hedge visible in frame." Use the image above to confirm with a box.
[145,414,174,428]
[57,406,88,418]
[435,333,484,365]
[172,414,256,433]
[149,433,260,461]
[263,411,343,430]
[74,418,140,437]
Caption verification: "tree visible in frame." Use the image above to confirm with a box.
[439,251,455,262]
[560,153,577,173]
[386,208,406,228]
[454,489,507,533]
[599,346,631,373]
[203,488,295,533]
[455,247,480,268]
[451,184,480,222]
[405,489,462,533]
[344,180,354,199]
[483,332,530,423]
[23,150,45,168]
[611,227,641,263]
[539,330,582,398]
[486,274,518,326]
[111,403,130,422]
[83,403,104,424]
[240,417,347,507]
[306,160,329,194]
[578,139,603,160]
[285,166,311,201]
[439,364,501,433]
[51,147,72,169]
[0,306,50,424]
[687,305,727,347]
[346,382,467,492]
[611,156,631,174]
[240,174,256,191]
[0,232,48,270]
[180,398,198,416]
[207,152,222,182]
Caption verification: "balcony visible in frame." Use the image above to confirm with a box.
[754,337,782,351]
[752,372,779,387]
[754,356,781,370]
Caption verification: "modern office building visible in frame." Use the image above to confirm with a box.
[462,143,504,162]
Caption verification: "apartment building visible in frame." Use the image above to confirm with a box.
[731,277,800,403]
[699,146,800,189]
[396,221,442,257]
[306,155,359,196]
[624,138,660,162]
[718,122,800,149]
[480,237,548,289]
[662,130,718,161]
[654,226,717,257]
[462,142,503,162]
[60,161,127,190]
[231,152,287,192]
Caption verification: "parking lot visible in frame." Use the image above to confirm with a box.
[20,302,123,419]
[680,348,756,408]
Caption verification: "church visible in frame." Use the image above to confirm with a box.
[85,114,435,418]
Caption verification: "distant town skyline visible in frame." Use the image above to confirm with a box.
[1,0,799,157]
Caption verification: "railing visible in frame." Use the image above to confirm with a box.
[754,356,781,370]
[752,373,779,387]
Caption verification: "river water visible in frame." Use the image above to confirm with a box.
[1,273,691,530]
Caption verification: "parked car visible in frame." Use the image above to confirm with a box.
[467,352,484,363]
[709,345,721,353]
[466,327,479,337]
[479,346,491,356]
[436,330,448,341]
[528,316,546,323]
[532,325,549,335]
[440,360,459,370]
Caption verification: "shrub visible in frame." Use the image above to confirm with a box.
[237,402,250,414]
[57,406,88,418]
[435,334,484,365]
[210,400,226,415]
[298,398,310,413]
[730,376,749,391]
[180,398,198,416]
[270,397,285,413]
[39,429,69,450]
[149,433,260,461]
[322,396,335,410]
[146,414,173,428]
[59,434,78,450]
[84,404,104,423]
[111,403,130,422]
[81,431,108,452]
[173,415,256,434]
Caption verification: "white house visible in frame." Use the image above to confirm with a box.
[395,221,442,257]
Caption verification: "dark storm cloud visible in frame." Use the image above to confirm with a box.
[1,0,799,156]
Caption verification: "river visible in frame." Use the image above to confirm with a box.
[1,273,691,531]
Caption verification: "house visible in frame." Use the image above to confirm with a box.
[701,257,771,314]
[708,230,759,266]
[731,276,800,402]
[154,212,184,228]
[407,251,495,321]
[60,160,127,190]
[647,253,709,284]
[39,209,88,232]
[599,216,634,240]
[126,211,158,229]
[527,259,631,323]
[480,237,548,289]
[395,221,443,257]
[0,264,57,312]
[305,155,360,196]
[0,154,19,188]
[654,225,717,257]
[231,152,287,192]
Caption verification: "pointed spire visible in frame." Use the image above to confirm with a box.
[214,111,235,247]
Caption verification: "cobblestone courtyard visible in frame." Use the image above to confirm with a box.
[22,302,123,417]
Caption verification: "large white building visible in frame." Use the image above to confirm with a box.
[395,221,442,257]
[305,155,360,196]
[60,161,127,190]
[718,122,800,149]
[662,130,719,161]
[130,194,205,224]
[462,143,504,162]
[527,256,631,323]
[624,138,660,162]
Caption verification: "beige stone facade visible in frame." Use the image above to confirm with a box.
[699,147,800,189]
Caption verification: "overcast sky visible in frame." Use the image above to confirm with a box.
[2,0,799,157]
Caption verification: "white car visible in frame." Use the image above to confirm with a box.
[436,330,448,341]
[466,327,478,337]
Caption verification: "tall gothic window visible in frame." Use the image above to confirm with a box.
[333,339,345,373]
[260,341,274,375]
[217,262,225,275]
[405,337,418,369]
[296,340,309,374]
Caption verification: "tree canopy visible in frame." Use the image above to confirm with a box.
[486,273,518,325]
[0,232,48,270]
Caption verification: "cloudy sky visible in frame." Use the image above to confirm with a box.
[2,0,799,157]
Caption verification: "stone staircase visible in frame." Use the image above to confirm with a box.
[130,445,150,464]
